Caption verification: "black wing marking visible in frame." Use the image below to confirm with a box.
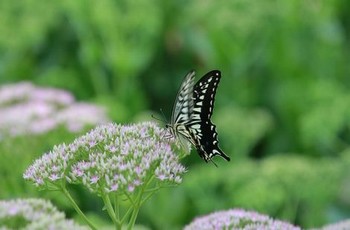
[188,70,230,162]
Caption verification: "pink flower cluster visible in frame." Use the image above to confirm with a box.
[24,122,186,194]
[312,219,350,230]
[184,209,301,230]
[0,198,88,229]
[0,81,108,139]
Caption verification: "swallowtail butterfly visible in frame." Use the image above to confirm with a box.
[166,70,230,163]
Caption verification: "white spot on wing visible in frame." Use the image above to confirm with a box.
[191,124,200,129]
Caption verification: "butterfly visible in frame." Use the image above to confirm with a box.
[166,70,230,163]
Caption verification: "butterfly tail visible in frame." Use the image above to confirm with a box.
[213,148,230,162]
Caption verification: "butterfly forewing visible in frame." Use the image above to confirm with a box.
[166,71,195,141]
[171,71,195,125]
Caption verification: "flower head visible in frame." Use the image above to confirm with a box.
[0,82,108,140]
[184,209,300,230]
[0,81,74,107]
[0,198,88,229]
[55,102,109,132]
[24,122,186,194]
[314,219,350,230]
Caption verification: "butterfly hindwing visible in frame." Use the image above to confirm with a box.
[188,120,229,162]
[188,70,230,162]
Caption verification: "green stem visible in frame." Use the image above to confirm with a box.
[101,192,121,228]
[144,187,160,193]
[62,187,98,230]
[115,193,120,221]
[145,175,155,187]
[120,205,133,224]
[127,175,155,230]
[114,194,121,230]
[140,189,159,206]
[124,192,136,206]
[127,193,141,230]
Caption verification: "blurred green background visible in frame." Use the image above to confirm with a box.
[1,0,350,229]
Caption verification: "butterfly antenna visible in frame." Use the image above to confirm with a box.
[151,114,164,122]
[151,109,172,140]
[151,108,169,123]
[159,108,168,123]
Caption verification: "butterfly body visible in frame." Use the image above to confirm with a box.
[166,70,230,163]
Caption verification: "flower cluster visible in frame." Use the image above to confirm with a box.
[24,122,186,194]
[0,198,88,229]
[0,81,108,140]
[0,82,74,106]
[184,209,300,230]
[312,219,350,230]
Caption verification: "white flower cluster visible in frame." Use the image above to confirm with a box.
[0,198,88,230]
[310,219,350,230]
[184,209,300,230]
[0,81,108,140]
[24,122,186,194]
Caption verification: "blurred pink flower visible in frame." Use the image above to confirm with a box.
[55,103,108,132]
[313,219,350,230]
[184,209,300,230]
[30,87,74,105]
[0,82,34,105]
[0,199,88,229]
[0,82,109,140]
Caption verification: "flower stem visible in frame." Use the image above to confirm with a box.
[121,205,133,224]
[101,192,121,229]
[127,175,155,230]
[114,193,120,221]
[141,189,158,206]
[127,197,141,230]
[114,194,121,230]
[62,187,98,230]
